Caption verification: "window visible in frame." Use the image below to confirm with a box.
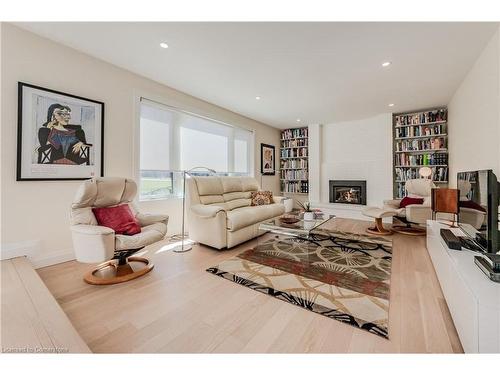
[139,102,174,200]
[139,98,254,200]
[234,128,252,174]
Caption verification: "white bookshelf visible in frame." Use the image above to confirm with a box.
[393,108,449,198]
[280,127,309,195]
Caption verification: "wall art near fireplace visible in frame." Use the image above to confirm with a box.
[17,82,104,181]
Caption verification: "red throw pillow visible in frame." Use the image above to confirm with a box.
[459,200,487,213]
[92,204,141,235]
[399,196,424,208]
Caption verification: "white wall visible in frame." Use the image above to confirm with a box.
[448,27,500,187]
[308,124,322,203]
[0,23,281,267]
[312,113,393,219]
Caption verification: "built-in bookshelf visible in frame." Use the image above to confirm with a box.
[280,127,309,194]
[392,108,449,198]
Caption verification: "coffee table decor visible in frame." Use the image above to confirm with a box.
[260,213,332,238]
[207,227,392,339]
[279,216,300,225]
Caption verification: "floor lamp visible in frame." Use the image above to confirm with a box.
[173,166,217,253]
[419,166,432,180]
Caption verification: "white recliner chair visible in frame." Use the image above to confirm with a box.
[70,177,168,285]
[383,179,436,235]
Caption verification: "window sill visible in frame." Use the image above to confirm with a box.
[139,196,181,203]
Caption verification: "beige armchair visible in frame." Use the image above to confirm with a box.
[186,176,285,249]
[384,179,436,235]
[70,177,168,285]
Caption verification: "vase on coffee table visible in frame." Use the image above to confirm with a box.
[303,212,314,221]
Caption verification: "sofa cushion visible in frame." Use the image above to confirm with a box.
[199,195,225,205]
[240,177,259,192]
[193,176,224,196]
[225,198,251,210]
[226,203,285,231]
[221,177,243,193]
[223,191,251,201]
[115,222,167,250]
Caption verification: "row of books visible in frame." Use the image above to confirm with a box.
[395,183,407,198]
[395,124,445,138]
[280,159,308,169]
[458,171,477,183]
[280,148,308,158]
[281,180,309,194]
[394,167,448,182]
[280,170,308,180]
[395,137,446,152]
[434,167,448,182]
[281,128,308,140]
[281,138,308,148]
[395,109,447,126]
[395,152,448,166]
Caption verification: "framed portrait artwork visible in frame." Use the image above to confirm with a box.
[260,143,275,175]
[17,82,104,181]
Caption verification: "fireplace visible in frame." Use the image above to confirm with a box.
[329,180,367,205]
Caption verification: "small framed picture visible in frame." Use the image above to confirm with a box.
[17,82,104,181]
[260,143,275,175]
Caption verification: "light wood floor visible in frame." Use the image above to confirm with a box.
[1,257,90,353]
[37,218,463,353]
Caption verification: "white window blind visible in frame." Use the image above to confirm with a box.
[139,98,254,200]
[139,101,174,200]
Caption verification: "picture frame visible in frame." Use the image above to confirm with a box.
[260,143,275,175]
[17,82,104,181]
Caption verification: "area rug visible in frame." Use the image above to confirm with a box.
[206,229,392,338]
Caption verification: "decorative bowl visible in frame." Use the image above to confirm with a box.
[280,216,300,224]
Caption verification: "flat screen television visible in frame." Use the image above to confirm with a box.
[457,169,499,254]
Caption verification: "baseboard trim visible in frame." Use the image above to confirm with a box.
[31,249,75,269]
[1,240,39,261]
[1,240,75,269]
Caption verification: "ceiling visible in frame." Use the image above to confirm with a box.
[15,22,498,129]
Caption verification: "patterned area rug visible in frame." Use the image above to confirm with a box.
[207,229,392,339]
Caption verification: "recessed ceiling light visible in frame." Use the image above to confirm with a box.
[296,119,301,122]
[255,96,261,100]
[388,103,395,107]
[160,42,169,49]
[382,61,391,67]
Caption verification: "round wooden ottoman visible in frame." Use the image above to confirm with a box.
[362,207,397,235]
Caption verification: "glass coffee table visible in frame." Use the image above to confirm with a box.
[259,214,335,239]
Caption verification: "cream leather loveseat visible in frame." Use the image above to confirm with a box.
[186,176,285,249]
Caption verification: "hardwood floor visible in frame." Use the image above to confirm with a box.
[36,218,463,353]
[1,257,90,353]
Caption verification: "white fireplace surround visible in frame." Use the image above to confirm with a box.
[308,114,393,221]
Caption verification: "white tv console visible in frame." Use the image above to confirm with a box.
[426,220,500,353]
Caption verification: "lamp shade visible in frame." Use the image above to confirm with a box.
[419,166,432,178]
